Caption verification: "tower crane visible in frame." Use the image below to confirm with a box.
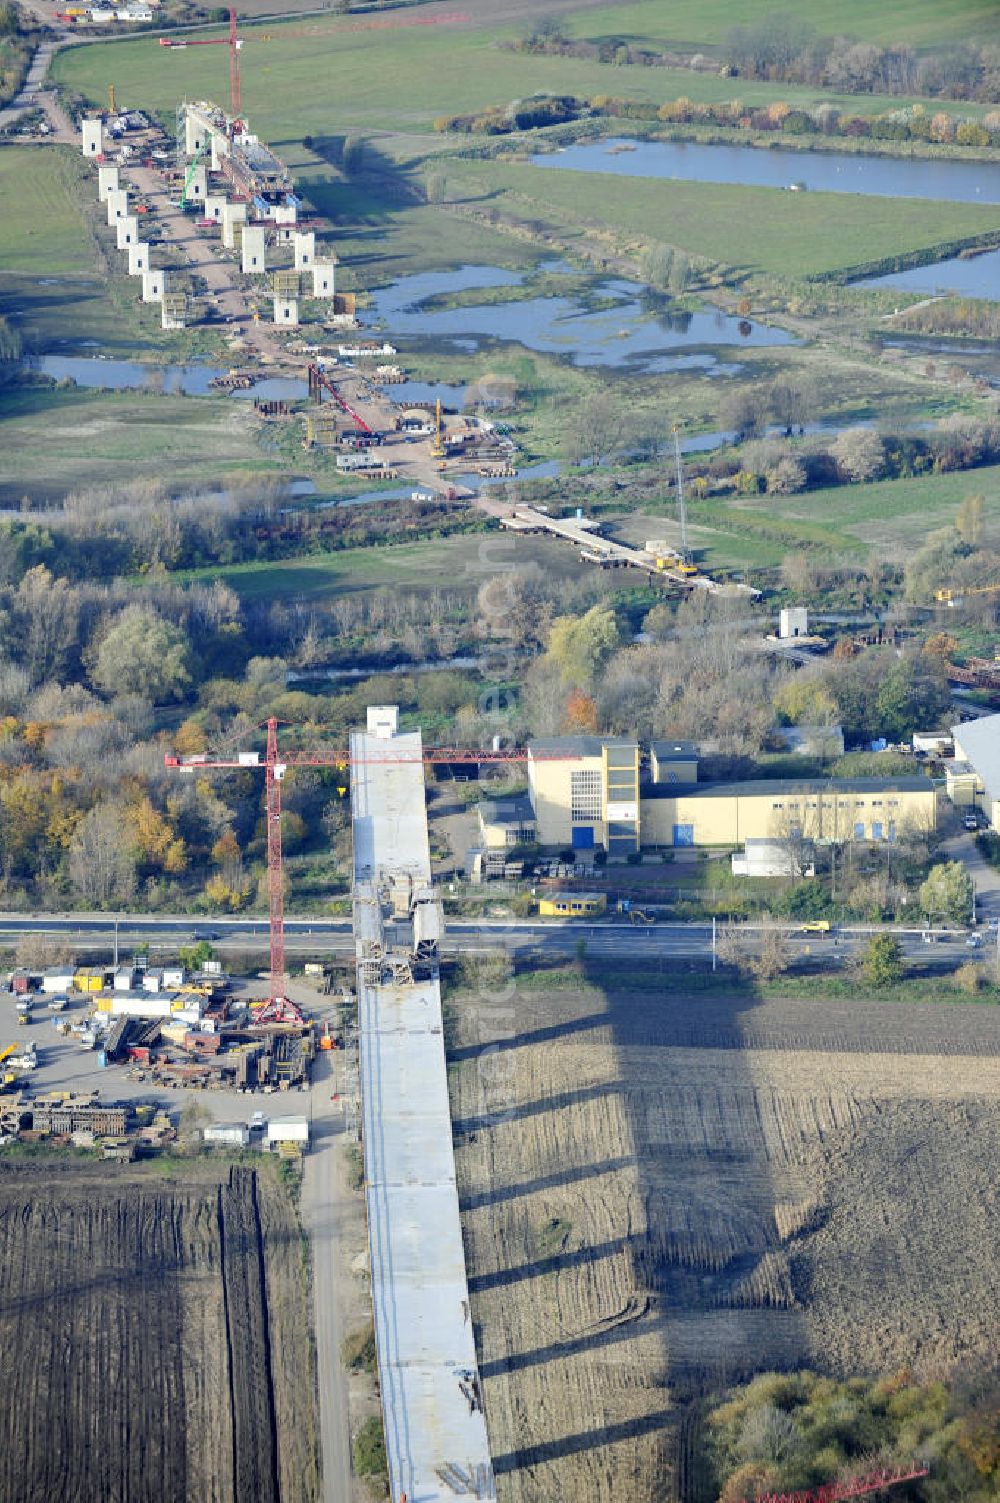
[745,1461,929,1503]
[307,363,373,435]
[159,6,243,119]
[164,719,553,1015]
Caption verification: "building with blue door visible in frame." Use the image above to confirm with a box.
[527,736,936,853]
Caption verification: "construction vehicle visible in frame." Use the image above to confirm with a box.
[15,1000,30,1026]
[628,908,655,925]
[935,581,1000,606]
[671,426,699,575]
[108,82,117,114]
[800,919,831,935]
[429,398,446,459]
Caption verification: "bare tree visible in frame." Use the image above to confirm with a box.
[831,427,885,482]
[68,803,137,907]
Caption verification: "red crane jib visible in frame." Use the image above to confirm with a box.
[307,363,373,435]
[747,1464,930,1503]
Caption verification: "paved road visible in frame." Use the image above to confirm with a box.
[0,911,992,965]
[940,830,1000,922]
[0,39,60,133]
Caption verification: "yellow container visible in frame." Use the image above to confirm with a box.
[539,892,607,918]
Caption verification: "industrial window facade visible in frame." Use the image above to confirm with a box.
[570,769,602,822]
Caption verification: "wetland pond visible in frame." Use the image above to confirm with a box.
[34,355,311,400]
[367,264,793,370]
[533,137,1000,205]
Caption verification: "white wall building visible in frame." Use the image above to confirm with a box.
[273,296,299,326]
[779,606,809,639]
[951,713,1000,831]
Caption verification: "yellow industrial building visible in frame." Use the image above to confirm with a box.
[525,736,936,853]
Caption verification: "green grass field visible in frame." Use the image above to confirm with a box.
[174,527,588,602]
[744,464,1000,554]
[53,12,997,147]
[443,158,1000,280]
[0,387,281,503]
[0,148,97,276]
[565,0,1000,50]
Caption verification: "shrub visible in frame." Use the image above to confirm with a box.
[861,933,904,988]
[352,1415,387,1478]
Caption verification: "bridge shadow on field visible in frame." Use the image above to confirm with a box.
[452,951,816,1502]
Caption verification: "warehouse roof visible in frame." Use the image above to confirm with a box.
[650,739,699,761]
[529,735,637,757]
[643,776,933,800]
[480,793,535,825]
[952,713,1000,804]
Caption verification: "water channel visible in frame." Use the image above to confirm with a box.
[858,247,1000,300]
[533,136,1000,205]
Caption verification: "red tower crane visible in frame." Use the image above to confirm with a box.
[308,363,374,435]
[746,1462,930,1503]
[159,6,243,118]
[164,719,543,1015]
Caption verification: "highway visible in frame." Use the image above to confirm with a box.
[0,911,992,965]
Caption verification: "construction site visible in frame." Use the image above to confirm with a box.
[3,960,320,1091]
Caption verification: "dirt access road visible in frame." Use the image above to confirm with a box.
[451,972,1000,1503]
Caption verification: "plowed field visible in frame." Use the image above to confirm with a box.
[0,1160,318,1503]
[450,977,1000,1503]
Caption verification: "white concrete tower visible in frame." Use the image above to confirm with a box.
[273,297,299,326]
[128,243,149,275]
[293,230,315,268]
[106,188,128,224]
[241,225,266,274]
[312,263,335,298]
[142,269,165,303]
[97,164,120,202]
[204,195,226,224]
[187,163,208,203]
[221,201,247,249]
[184,111,206,155]
[81,117,103,157]
[116,215,139,249]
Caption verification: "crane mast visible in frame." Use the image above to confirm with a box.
[672,426,689,562]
